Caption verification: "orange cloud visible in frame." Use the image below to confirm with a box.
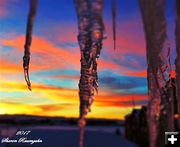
[0,59,20,73]
[0,77,147,120]
[98,59,120,70]
[1,36,78,69]
[51,75,79,80]
[0,101,139,120]
[95,94,147,104]
[88,106,141,120]
[0,33,148,120]
[0,79,77,97]
[0,102,42,115]
[125,70,147,77]
[1,35,122,73]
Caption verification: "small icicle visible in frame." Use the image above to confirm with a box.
[23,58,31,91]
[112,0,116,50]
[78,116,86,147]
[23,0,38,91]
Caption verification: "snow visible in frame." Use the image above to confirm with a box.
[0,126,138,147]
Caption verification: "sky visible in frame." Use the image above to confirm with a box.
[0,0,176,120]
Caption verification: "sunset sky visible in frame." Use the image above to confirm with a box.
[0,0,176,120]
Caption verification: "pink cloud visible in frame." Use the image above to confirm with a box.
[0,0,8,17]
[103,17,146,56]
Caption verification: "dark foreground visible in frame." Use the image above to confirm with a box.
[0,126,138,147]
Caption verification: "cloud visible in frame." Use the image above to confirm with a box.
[99,72,147,94]
[0,102,42,115]
[0,11,149,120]
[1,34,124,72]
[125,70,147,77]
[0,0,8,17]
[0,76,147,119]
[1,35,79,69]
[103,17,146,55]
[95,98,147,108]
[112,54,147,71]
[39,104,74,112]
[0,59,20,73]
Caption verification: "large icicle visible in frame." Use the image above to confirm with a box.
[112,0,116,50]
[139,0,167,147]
[74,0,104,147]
[175,0,180,130]
[23,0,38,91]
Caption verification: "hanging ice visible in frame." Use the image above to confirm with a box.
[74,0,105,146]
[112,0,116,50]
[139,0,168,146]
[175,0,180,128]
[23,0,38,91]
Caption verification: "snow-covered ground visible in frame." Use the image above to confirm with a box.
[0,126,138,147]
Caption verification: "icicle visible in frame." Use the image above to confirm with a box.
[74,0,104,147]
[112,0,116,50]
[167,47,172,72]
[175,0,180,129]
[139,0,167,146]
[23,0,38,91]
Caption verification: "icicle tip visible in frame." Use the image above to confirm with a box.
[23,66,32,91]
